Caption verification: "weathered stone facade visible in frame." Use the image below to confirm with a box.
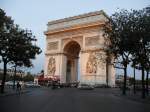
[44,10,115,86]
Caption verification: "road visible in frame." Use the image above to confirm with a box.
[0,87,149,112]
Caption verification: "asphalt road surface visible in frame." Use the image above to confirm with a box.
[0,87,149,112]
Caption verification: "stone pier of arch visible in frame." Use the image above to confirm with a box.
[44,10,115,86]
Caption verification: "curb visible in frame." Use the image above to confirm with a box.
[0,90,30,97]
[113,93,150,104]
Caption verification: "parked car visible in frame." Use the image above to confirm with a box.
[25,82,41,88]
[5,81,17,86]
[78,84,94,90]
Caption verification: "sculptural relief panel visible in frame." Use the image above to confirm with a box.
[86,52,106,74]
[47,57,56,76]
[85,36,99,46]
[86,53,97,74]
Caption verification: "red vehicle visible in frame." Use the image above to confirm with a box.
[38,75,60,87]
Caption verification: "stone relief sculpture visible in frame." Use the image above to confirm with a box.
[86,53,97,73]
[85,36,99,46]
[95,52,106,69]
[48,57,56,75]
[86,52,106,73]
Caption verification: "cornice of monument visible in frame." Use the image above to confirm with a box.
[44,10,109,36]
[44,21,105,35]
[47,10,108,25]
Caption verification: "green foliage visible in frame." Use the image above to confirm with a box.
[104,9,135,95]
[0,73,13,81]
[105,7,150,68]
[23,73,34,82]
[104,6,150,97]
[0,8,14,63]
[130,7,150,71]
[0,8,42,93]
[9,24,42,68]
[105,9,134,66]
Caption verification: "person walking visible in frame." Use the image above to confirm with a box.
[16,82,21,94]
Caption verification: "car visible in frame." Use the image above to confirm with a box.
[25,82,41,88]
[78,84,94,90]
[5,81,17,86]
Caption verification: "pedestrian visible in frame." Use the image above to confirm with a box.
[16,82,21,94]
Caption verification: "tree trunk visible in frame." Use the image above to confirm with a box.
[141,67,145,99]
[133,67,136,94]
[146,71,149,96]
[13,65,17,90]
[0,61,7,94]
[123,67,127,95]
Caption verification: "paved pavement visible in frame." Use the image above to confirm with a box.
[0,87,29,97]
[0,87,150,112]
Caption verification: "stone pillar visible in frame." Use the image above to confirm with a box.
[80,51,108,85]
[108,63,115,86]
[44,55,49,78]
[107,57,115,87]
[71,58,78,82]
[60,54,67,83]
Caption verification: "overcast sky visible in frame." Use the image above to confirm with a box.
[0,0,149,78]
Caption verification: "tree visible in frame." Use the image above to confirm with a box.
[104,10,134,95]
[0,8,14,93]
[23,72,34,82]
[131,58,139,94]
[146,71,149,95]
[0,8,42,93]
[104,7,150,98]
[129,7,150,98]
[8,25,41,89]
[133,66,136,94]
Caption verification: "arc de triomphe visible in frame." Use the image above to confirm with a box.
[44,10,115,86]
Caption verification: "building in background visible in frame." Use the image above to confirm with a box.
[0,68,26,78]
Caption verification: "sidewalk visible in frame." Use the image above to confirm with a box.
[113,89,150,104]
[0,86,30,97]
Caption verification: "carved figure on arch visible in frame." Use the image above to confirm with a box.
[86,53,97,73]
[48,57,56,76]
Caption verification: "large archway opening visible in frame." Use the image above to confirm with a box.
[64,41,81,83]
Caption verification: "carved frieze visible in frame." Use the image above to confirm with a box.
[48,57,56,75]
[86,52,106,74]
[47,41,58,51]
[85,36,99,46]
[95,52,106,69]
[47,26,101,39]
[86,53,97,74]
[62,36,83,49]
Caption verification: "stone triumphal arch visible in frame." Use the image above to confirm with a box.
[44,10,115,86]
